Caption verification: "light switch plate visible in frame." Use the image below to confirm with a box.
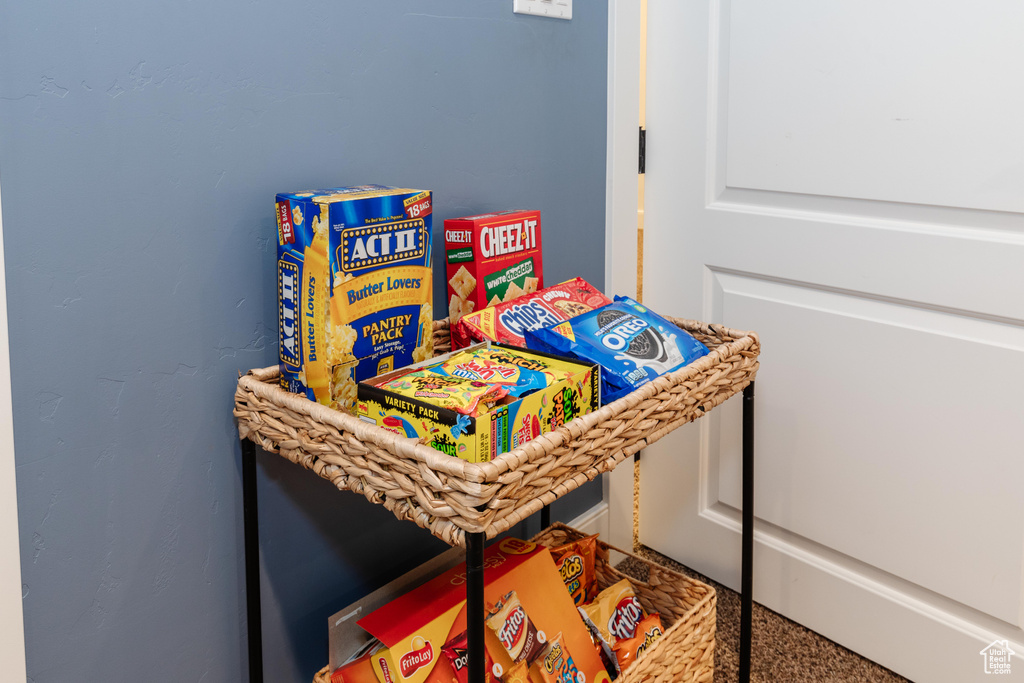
[513,0,572,20]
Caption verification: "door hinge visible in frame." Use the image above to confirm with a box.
[638,127,646,174]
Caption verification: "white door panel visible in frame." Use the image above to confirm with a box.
[635,1,1024,680]
[724,2,1024,214]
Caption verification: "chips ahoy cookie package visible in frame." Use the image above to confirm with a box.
[276,185,434,411]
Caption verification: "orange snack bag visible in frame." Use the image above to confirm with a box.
[549,535,597,605]
[531,632,583,683]
[611,612,664,671]
[579,579,647,646]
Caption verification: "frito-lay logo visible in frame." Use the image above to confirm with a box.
[278,260,300,366]
[376,656,395,683]
[399,637,433,678]
[497,300,561,337]
[608,596,645,641]
[276,201,295,245]
[498,607,526,649]
[340,219,425,272]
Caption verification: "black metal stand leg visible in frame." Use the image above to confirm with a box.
[541,504,551,529]
[739,382,755,683]
[466,532,485,683]
[242,439,264,683]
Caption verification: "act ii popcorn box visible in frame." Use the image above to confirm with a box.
[357,537,611,683]
[445,210,542,323]
[277,185,433,411]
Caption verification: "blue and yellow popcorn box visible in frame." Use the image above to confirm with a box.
[276,185,434,410]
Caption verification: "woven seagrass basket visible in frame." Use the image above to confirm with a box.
[312,523,716,683]
[234,317,759,548]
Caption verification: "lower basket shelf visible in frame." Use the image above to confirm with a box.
[234,316,759,548]
[312,522,715,683]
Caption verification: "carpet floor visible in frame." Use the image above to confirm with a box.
[619,546,910,683]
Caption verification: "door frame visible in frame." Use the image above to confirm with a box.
[603,0,642,550]
[0,175,28,679]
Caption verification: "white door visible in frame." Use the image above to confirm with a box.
[627,2,1024,681]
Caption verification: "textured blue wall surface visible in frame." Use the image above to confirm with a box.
[0,1,607,680]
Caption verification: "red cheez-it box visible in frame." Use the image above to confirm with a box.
[445,210,543,324]
[452,278,612,349]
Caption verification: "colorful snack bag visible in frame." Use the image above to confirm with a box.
[441,630,499,683]
[452,278,612,349]
[473,346,581,386]
[579,579,648,647]
[430,349,550,398]
[375,372,509,416]
[525,296,709,404]
[612,613,664,672]
[486,590,547,665]
[532,633,583,683]
[549,535,598,605]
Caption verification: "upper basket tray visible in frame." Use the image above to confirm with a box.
[234,317,759,547]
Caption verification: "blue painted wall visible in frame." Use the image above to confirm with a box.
[0,1,607,680]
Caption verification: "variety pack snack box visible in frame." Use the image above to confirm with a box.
[445,210,543,323]
[356,343,599,463]
[337,537,612,683]
[276,186,434,411]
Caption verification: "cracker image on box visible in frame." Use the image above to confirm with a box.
[444,210,542,322]
[277,185,433,411]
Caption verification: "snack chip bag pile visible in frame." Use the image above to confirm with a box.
[525,296,709,404]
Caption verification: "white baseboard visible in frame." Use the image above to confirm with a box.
[566,501,610,539]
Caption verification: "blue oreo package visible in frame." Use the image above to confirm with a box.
[524,296,709,404]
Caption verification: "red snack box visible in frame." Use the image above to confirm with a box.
[445,210,543,324]
[452,278,612,349]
